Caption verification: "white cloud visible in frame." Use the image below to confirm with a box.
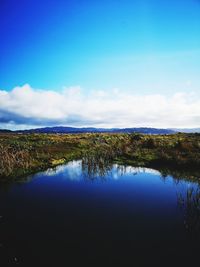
[0,84,200,129]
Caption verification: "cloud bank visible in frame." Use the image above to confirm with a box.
[0,84,200,129]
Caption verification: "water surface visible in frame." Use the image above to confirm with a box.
[0,160,199,266]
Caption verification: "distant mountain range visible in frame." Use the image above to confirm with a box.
[16,126,176,134]
[0,126,200,134]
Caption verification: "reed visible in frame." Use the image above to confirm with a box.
[177,187,200,232]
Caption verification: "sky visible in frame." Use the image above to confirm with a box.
[0,0,200,129]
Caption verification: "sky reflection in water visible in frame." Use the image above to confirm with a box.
[0,160,200,266]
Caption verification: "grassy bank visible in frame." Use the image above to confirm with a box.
[0,132,200,181]
[0,133,85,180]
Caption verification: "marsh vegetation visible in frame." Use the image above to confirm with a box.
[0,132,200,182]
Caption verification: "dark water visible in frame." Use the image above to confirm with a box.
[0,160,200,267]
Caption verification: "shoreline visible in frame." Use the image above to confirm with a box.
[0,132,200,183]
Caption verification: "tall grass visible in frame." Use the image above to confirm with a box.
[0,144,33,177]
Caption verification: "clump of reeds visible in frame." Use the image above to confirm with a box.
[177,187,200,232]
[81,135,129,178]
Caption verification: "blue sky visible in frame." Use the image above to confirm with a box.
[0,0,200,129]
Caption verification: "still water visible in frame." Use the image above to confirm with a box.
[0,160,200,266]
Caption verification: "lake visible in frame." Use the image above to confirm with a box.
[0,160,200,266]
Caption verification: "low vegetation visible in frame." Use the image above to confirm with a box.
[0,132,200,181]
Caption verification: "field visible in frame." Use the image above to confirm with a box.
[0,132,200,182]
